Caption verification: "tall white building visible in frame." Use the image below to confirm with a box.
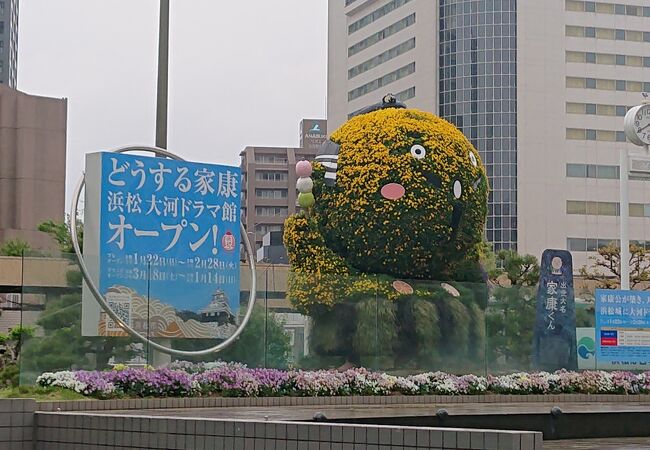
[328,0,650,266]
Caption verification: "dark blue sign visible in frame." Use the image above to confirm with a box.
[83,152,241,339]
[595,289,650,367]
[533,249,577,370]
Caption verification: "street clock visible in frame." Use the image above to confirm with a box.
[624,103,650,147]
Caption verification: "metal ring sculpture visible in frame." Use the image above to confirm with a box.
[70,145,257,356]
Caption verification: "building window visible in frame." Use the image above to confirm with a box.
[592,202,617,215]
[255,207,288,217]
[567,201,587,214]
[255,224,283,234]
[615,4,626,14]
[568,103,633,117]
[616,80,626,91]
[569,51,647,67]
[585,1,596,12]
[567,164,587,177]
[568,237,623,252]
[255,171,288,182]
[598,165,619,179]
[0,22,4,34]
[567,238,587,252]
[586,78,597,89]
[348,62,415,101]
[254,154,288,165]
[586,129,597,140]
[348,13,415,57]
[395,86,415,102]
[255,189,288,199]
[348,38,415,79]
[565,200,650,216]
[585,165,598,178]
[348,0,413,35]
[616,131,627,142]
[566,26,650,42]
[566,0,582,11]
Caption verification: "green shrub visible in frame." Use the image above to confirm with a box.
[0,239,31,256]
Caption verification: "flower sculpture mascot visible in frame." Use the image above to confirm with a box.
[284,95,489,369]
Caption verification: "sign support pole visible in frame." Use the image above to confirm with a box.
[155,0,170,150]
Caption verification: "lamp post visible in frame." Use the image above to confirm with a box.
[622,95,650,290]
[156,0,170,150]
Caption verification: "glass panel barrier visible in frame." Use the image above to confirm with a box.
[486,282,537,374]
[148,262,267,368]
[15,251,634,384]
[280,272,489,375]
[375,279,488,375]
[19,251,147,384]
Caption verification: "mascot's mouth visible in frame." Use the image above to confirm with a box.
[450,179,463,237]
[451,203,463,237]
[449,177,481,237]
[425,173,442,188]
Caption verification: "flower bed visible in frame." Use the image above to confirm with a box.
[35,365,650,399]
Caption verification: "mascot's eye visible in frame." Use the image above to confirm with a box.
[469,151,478,167]
[453,180,462,199]
[410,144,426,159]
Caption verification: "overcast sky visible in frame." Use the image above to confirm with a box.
[18,0,328,204]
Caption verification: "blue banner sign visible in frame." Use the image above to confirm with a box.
[82,152,241,339]
[595,289,650,367]
[533,249,577,370]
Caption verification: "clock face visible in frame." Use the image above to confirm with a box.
[634,105,650,145]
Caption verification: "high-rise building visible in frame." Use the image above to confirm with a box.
[328,0,650,264]
[0,0,18,87]
[328,0,435,126]
[239,120,327,250]
[0,86,67,249]
[519,0,650,267]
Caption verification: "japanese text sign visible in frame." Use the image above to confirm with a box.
[595,289,650,367]
[82,152,241,339]
[533,249,577,370]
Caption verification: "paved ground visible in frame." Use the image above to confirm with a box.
[89,402,650,421]
[545,437,650,449]
[89,402,650,448]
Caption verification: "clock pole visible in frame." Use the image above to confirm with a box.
[620,147,630,290]
[621,95,650,290]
